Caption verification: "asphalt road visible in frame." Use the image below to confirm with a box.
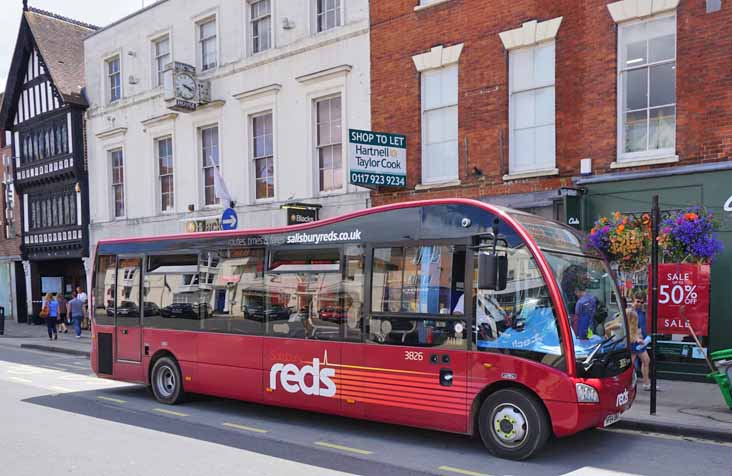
[0,344,730,476]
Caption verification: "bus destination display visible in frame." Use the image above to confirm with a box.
[348,129,407,188]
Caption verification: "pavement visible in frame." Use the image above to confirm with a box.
[2,318,731,445]
[0,318,91,356]
[616,378,732,442]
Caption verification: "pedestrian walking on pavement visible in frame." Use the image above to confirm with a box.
[56,293,68,334]
[631,291,656,391]
[67,292,86,338]
[76,286,89,329]
[42,293,59,340]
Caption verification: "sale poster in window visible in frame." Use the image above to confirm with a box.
[650,264,711,336]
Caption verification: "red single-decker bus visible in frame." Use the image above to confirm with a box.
[90,199,635,460]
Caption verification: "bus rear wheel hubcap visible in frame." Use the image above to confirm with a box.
[492,404,528,447]
[157,366,176,397]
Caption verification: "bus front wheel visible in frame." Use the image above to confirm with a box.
[150,356,184,405]
[478,388,550,460]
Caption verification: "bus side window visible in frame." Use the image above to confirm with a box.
[368,245,467,350]
[93,255,116,326]
[202,248,266,336]
[144,253,203,331]
[265,247,346,341]
[343,246,365,342]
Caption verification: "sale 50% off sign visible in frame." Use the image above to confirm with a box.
[651,263,711,336]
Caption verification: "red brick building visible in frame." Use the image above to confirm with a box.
[369,0,732,217]
[0,93,24,321]
[368,0,732,376]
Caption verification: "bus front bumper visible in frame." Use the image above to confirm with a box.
[546,373,636,437]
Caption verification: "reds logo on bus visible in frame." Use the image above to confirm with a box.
[269,354,336,398]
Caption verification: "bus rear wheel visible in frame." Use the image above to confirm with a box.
[478,388,550,460]
[150,356,184,405]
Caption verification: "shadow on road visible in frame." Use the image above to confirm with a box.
[3,346,646,476]
[20,384,641,476]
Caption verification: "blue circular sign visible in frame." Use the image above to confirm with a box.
[221,208,238,231]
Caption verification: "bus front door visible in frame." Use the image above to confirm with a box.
[115,256,143,364]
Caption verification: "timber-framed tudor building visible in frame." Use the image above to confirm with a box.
[0,5,96,318]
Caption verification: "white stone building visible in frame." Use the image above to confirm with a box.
[84,0,371,255]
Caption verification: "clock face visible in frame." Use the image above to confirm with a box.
[175,73,197,100]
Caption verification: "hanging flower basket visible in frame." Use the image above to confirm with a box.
[588,212,651,271]
[588,207,723,269]
[658,208,723,264]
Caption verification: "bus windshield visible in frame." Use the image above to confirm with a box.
[508,212,629,375]
[543,252,629,370]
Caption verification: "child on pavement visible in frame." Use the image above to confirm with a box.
[632,292,656,391]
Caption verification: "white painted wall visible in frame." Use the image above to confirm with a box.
[85,0,370,247]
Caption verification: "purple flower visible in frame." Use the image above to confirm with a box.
[660,207,723,263]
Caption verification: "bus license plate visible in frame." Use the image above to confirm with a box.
[603,413,621,427]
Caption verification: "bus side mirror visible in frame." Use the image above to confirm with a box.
[478,253,507,291]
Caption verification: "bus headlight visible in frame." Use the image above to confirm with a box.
[576,383,599,403]
[632,369,638,388]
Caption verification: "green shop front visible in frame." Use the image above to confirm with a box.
[576,162,732,381]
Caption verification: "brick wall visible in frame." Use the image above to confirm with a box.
[370,0,732,206]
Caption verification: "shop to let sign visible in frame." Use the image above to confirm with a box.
[348,129,406,188]
[651,263,711,336]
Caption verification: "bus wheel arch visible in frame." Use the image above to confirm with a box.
[471,381,552,460]
[148,351,185,405]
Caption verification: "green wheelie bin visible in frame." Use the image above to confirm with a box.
[709,349,732,410]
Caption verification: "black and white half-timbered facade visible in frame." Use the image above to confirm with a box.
[0,4,96,317]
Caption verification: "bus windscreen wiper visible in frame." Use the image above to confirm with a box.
[583,335,623,371]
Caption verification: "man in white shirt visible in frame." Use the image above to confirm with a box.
[453,292,501,339]
[76,286,88,329]
[75,286,88,302]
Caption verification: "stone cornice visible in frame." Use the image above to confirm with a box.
[296,65,352,84]
[412,44,464,72]
[499,17,563,51]
[607,0,680,23]
[233,83,282,101]
[95,127,127,139]
[141,112,178,127]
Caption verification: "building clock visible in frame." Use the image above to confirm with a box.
[175,72,197,100]
[163,62,207,112]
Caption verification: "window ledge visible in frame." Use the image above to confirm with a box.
[414,0,451,12]
[196,99,226,111]
[318,188,347,198]
[254,198,277,205]
[503,168,559,181]
[610,155,679,169]
[415,179,461,190]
